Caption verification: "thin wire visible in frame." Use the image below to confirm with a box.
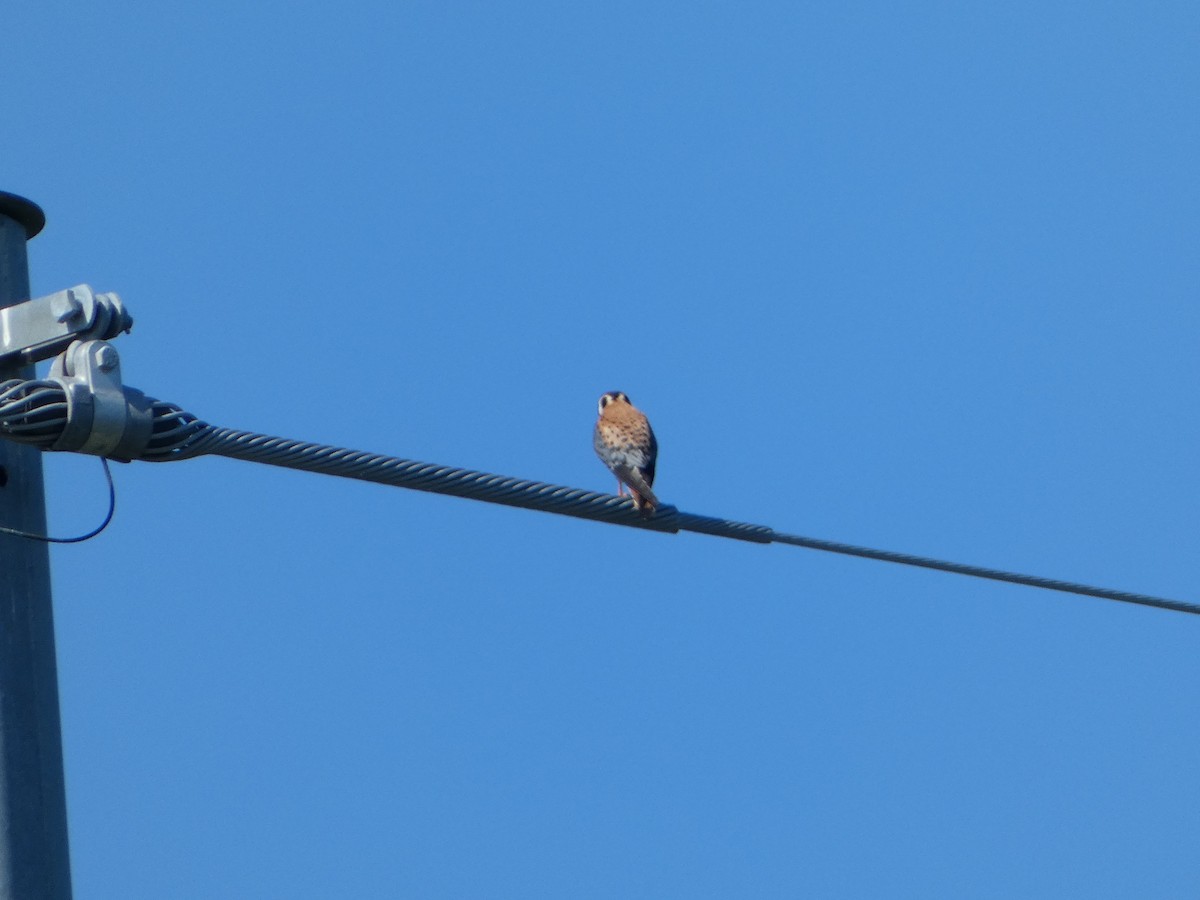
[768,531,1200,617]
[0,457,116,544]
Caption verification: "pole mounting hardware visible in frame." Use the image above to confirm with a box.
[0,285,132,367]
[47,340,154,461]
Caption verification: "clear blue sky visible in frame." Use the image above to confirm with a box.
[7,2,1199,897]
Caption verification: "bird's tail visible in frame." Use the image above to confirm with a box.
[623,471,658,516]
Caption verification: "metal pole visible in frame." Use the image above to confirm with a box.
[0,192,73,900]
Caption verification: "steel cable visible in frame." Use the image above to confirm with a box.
[171,423,1200,616]
[767,531,1200,616]
[1,378,1196,616]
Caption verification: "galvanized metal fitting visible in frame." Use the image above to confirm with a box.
[47,340,154,461]
[0,285,133,368]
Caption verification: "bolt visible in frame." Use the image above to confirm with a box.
[95,345,119,373]
[97,294,133,335]
[50,291,83,323]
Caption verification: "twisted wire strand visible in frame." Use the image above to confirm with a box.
[1,379,1196,615]
[177,425,1200,616]
[167,425,682,534]
[0,379,69,447]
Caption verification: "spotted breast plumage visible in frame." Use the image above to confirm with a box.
[593,391,658,515]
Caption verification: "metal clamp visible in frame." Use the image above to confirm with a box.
[0,285,133,367]
[47,340,154,461]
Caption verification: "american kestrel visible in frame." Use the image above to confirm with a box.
[594,391,658,515]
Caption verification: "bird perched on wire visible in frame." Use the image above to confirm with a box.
[593,391,658,516]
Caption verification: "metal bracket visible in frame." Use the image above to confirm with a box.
[0,285,133,367]
[47,341,153,461]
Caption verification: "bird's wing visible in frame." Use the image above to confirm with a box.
[642,423,657,487]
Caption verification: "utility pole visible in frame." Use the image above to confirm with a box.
[0,192,73,900]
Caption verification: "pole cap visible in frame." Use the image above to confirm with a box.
[0,192,45,239]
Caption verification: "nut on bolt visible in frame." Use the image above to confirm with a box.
[96,345,120,373]
[96,292,133,335]
[50,291,83,322]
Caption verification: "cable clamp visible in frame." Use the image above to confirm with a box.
[0,285,133,367]
[47,340,153,461]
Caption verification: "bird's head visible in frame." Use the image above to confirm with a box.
[597,391,631,416]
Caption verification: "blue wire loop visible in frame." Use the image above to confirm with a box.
[0,456,115,544]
